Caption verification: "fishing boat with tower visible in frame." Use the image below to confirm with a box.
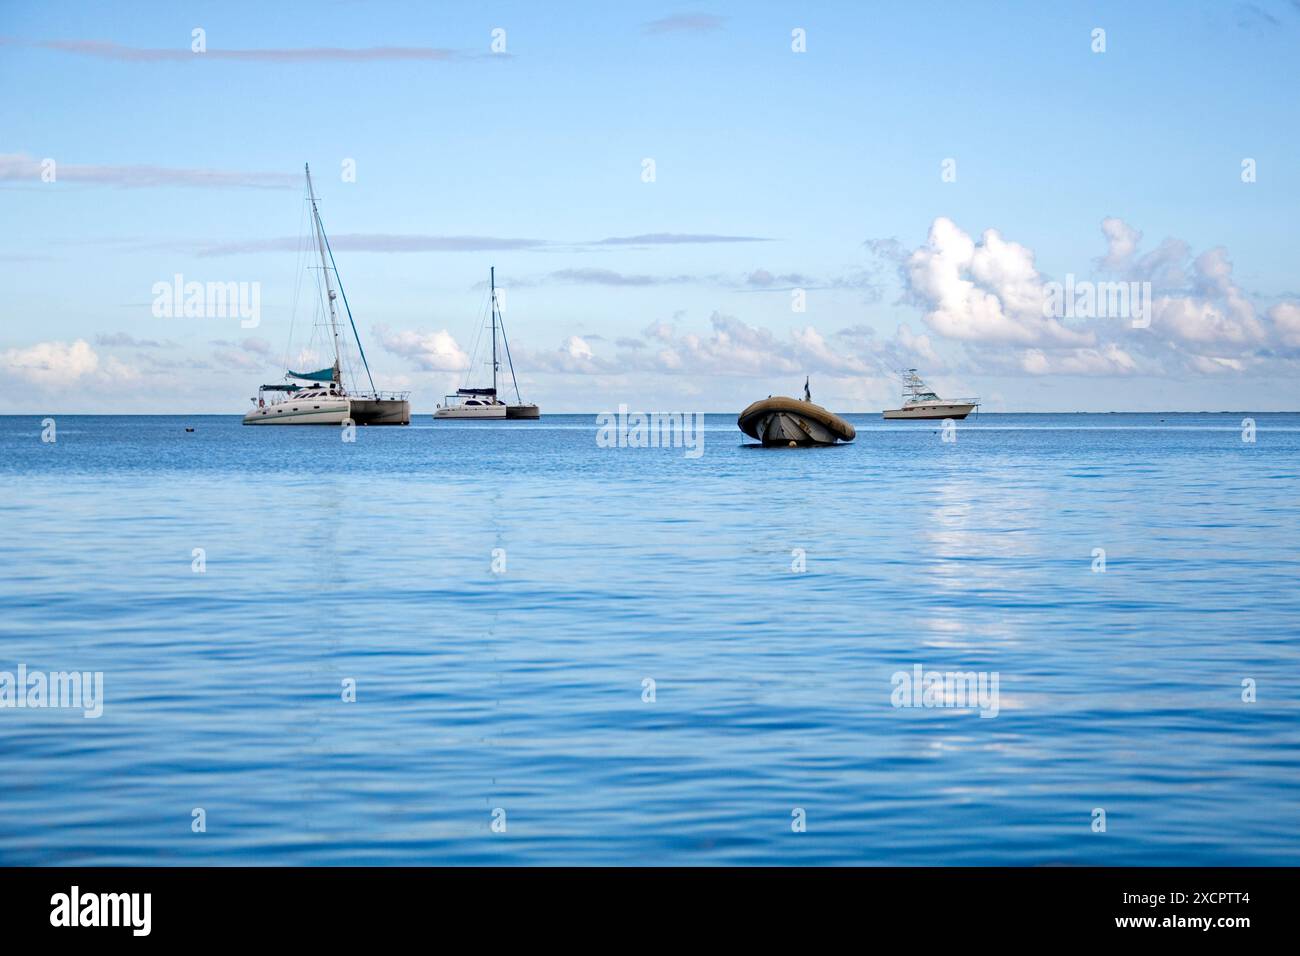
[435,267,539,420]
[882,369,979,420]
[243,164,410,426]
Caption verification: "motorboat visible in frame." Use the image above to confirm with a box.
[882,369,978,420]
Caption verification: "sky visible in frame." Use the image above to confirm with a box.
[2,0,1299,413]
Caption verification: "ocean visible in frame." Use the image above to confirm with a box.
[0,412,1297,865]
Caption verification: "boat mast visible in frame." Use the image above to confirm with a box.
[305,164,343,383]
[304,164,378,395]
[490,266,499,396]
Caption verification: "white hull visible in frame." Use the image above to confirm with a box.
[434,404,507,419]
[883,403,976,420]
[244,398,352,425]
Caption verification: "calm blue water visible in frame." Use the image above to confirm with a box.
[1,412,1297,865]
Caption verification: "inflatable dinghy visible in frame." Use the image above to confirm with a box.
[738,380,855,446]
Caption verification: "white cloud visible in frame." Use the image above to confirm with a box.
[1153,295,1263,347]
[372,325,469,372]
[563,335,593,361]
[1186,354,1246,374]
[897,216,1300,378]
[904,217,1093,347]
[1,339,99,385]
[1146,247,1266,348]
[895,324,941,365]
[1019,344,1138,376]
[1097,217,1142,272]
[1269,302,1300,348]
[790,325,872,375]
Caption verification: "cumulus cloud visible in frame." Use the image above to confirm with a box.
[903,217,1093,347]
[564,336,594,360]
[372,325,469,372]
[892,215,1300,377]
[1096,217,1142,272]
[517,335,618,374]
[1147,247,1267,346]
[1269,302,1300,348]
[520,313,890,381]
[620,312,920,381]
[1019,344,1138,376]
[894,324,941,365]
[1,338,100,385]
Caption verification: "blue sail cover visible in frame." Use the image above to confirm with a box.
[287,366,336,383]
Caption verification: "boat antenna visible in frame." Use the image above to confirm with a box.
[804,376,811,403]
[306,163,377,396]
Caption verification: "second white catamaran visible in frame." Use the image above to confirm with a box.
[243,164,410,426]
[435,267,539,420]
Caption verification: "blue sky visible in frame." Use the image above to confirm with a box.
[2,0,1299,412]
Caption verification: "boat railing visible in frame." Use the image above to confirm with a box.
[353,391,411,401]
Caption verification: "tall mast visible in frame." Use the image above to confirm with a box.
[306,164,343,380]
[490,266,499,396]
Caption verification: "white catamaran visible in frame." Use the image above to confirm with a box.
[882,369,979,420]
[435,267,539,420]
[243,164,410,426]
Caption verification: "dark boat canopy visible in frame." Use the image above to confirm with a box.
[457,387,498,396]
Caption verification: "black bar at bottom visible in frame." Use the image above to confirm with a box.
[0,867,1287,940]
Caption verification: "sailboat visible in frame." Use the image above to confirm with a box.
[243,164,410,426]
[435,267,539,420]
